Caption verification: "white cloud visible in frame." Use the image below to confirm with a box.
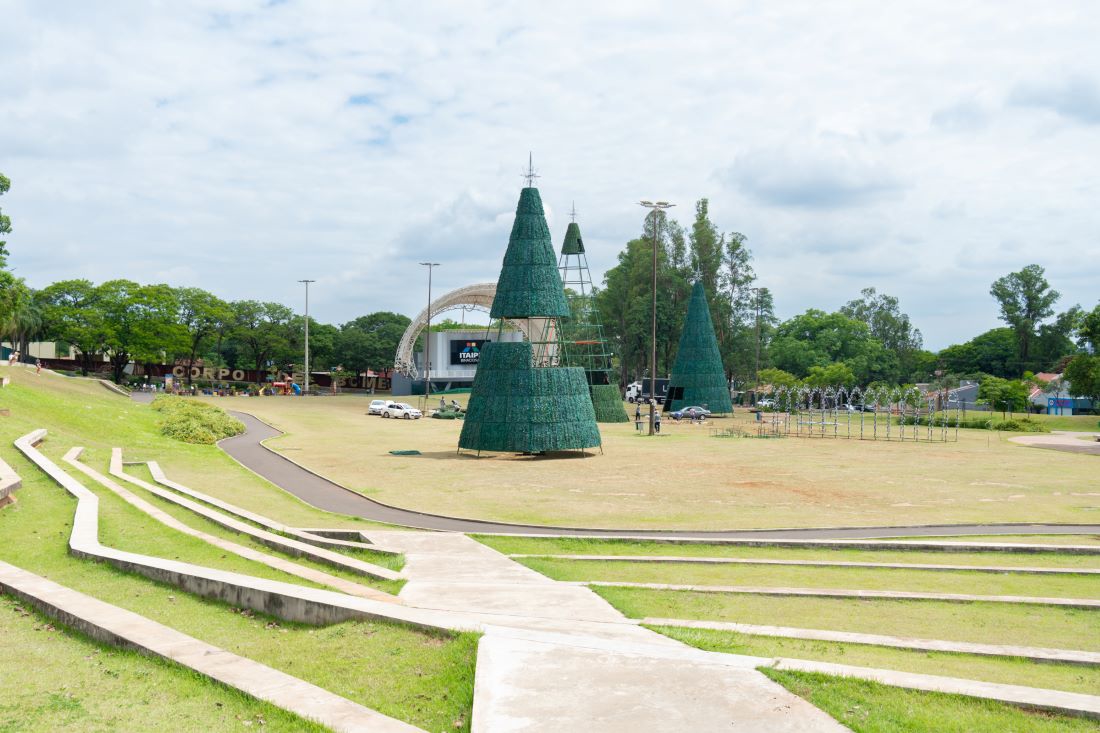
[2,1,1099,350]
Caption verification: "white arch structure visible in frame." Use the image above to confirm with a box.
[395,283,549,377]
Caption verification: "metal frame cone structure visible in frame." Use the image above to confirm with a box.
[558,221,629,423]
[665,281,734,413]
[458,185,602,454]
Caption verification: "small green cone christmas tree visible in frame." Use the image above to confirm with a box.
[558,217,630,423]
[665,281,733,413]
[459,183,602,454]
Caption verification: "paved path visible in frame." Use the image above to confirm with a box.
[360,529,847,732]
[509,553,1100,574]
[642,618,1100,666]
[218,410,1100,540]
[1010,430,1100,456]
[576,581,1100,608]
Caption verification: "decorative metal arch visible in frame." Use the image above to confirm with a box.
[393,282,536,377]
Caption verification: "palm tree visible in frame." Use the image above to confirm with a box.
[3,285,44,358]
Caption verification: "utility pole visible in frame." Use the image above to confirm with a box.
[752,287,762,405]
[298,279,315,396]
[638,200,675,435]
[419,262,440,407]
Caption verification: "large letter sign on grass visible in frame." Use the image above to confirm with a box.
[666,281,734,413]
[459,185,601,454]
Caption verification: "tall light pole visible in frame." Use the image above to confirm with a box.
[298,279,315,396]
[419,262,440,406]
[638,200,675,435]
[751,287,762,405]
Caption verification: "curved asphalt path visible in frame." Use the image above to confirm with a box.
[207,408,1100,539]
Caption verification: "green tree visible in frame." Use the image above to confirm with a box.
[39,280,109,375]
[98,280,186,383]
[756,367,801,390]
[283,316,337,373]
[805,362,856,388]
[335,311,410,372]
[230,300,295,381]
[989,265,1060,371]
[769,310,891,384]
[597,210,691,386]
[1063,355,1100,404]
[722,232,766,384]
[2,283,43,358]
[0,172,11,267]
[175,287,232,384]
[938,328,1017,378]
[841,287,923,381]
[1077,303,1100,352]
[977,376,1030,419]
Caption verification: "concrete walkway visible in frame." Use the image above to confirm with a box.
[1010,431,1100,456]
[63,449,398,601]
[358,529,847,732]
[510,553,1100,575]
[643,618,1100,666]
[0,560,421,733]
[577,581,1100,609]
[218,409,1100,541]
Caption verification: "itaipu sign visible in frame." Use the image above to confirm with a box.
[172,365,249,381]
[451,339,489,366]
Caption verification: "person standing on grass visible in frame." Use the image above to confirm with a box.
[654,410,662,434]
[35,359,41,374]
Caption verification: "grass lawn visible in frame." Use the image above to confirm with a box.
[516,557,1100,598]
[593,587,1100,651]
[211,392,1100,530]
[474,535,1100,569]
[651,625,1100,695]
[0,595,326,732]
[762,669,1099,733]
[0,368,476,731]
[892,534,1100,546]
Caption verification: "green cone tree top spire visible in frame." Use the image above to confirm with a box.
[666,281,733,413]
[558,218,629,423]
[490,187,570,319]
[561,221,585,255]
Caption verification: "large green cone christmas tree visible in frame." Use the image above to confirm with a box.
[459,186,602,454]
[558,220,629,423]
[665,281,733,413]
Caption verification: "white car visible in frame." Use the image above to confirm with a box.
[382,402,422,419]
[368,399,396,415]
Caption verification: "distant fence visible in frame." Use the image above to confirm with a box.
[757,386,959,443]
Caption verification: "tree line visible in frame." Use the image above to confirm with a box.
[594,198,1099,404]
[0,174,409,385]
[1,171,1097,402]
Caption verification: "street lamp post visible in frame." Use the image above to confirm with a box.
[419,262,440,407]
[751,287,762,405]
[298,279,315,396]
[638,200,675,435]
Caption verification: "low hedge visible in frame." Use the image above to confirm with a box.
[900,414,1050,432]
[150,396,245,444]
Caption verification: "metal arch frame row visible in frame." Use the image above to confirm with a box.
[393,282,535,378]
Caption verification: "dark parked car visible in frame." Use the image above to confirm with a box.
[671,406,712,421]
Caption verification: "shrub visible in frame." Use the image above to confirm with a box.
[151,396,245,444]
[992,419,1050,433]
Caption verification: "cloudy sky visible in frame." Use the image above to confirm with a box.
[2,1,1097,349]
